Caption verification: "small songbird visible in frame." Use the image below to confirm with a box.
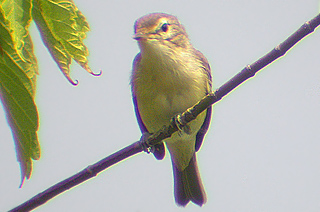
[131,13,212,206]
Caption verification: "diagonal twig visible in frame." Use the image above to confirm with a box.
[9,13,320,212]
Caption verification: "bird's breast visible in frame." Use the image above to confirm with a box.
[135,50,206,133]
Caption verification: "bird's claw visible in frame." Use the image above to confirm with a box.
[173,114,191,135]
[173,114,184,131]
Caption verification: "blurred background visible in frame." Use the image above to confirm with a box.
[1,0,320,211]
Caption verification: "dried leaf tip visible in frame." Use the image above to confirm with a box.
[91,69,102,77]
[66,75,79,86]
[83,65,102,77]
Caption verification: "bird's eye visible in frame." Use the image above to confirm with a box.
[161,23,168,32]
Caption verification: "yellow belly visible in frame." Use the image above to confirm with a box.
[136,82,207,170]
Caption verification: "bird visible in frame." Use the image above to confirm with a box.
[131,13,212,206]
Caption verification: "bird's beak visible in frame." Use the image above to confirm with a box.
[133,32,148,40]
[133,33,143,40]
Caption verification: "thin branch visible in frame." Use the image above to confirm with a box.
[10,142,143,212]
[10,13,320,212]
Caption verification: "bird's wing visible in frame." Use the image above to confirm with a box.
[193,49,212,152]
[132,53,165,159]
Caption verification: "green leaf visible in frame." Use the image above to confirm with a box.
[32,0,97,85]
[0,1,39,183]
[1,0,94,185]
[1,0,37,95]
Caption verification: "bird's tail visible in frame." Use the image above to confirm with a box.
[172,154,206,206]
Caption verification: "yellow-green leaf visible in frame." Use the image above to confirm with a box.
[32,0,96,85]
[0,1,39,183]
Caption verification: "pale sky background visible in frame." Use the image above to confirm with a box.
[1,1,320,211]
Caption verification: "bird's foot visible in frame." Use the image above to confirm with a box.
[173,114,191,135]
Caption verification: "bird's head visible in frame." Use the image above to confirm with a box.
[133,13,190,50]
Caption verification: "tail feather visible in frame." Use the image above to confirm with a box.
[173,154,206,206]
